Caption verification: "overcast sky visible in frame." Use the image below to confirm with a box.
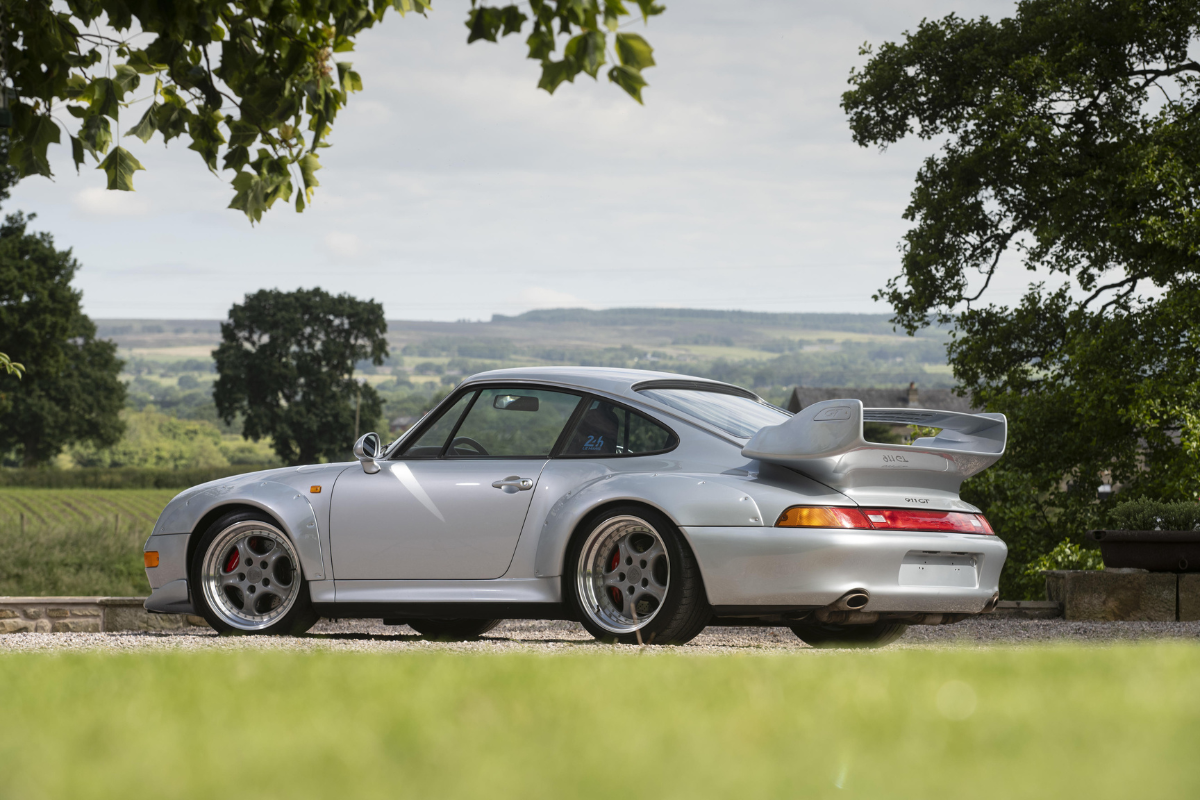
[9,0,1024,321]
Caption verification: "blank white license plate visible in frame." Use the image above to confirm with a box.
[898,552,979,588]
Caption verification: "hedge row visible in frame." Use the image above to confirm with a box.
[0,466,270,489]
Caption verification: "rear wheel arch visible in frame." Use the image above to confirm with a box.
[561,498,697,577]
[562,500,712,643]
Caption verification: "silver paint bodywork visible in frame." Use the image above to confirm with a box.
[144,367,1008,620]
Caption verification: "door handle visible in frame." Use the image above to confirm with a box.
[492,476,534,493]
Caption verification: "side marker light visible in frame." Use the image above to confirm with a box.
[310,486,322,494]
[144,551,160,568]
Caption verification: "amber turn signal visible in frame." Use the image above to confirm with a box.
[143,551,160,568]
[775,506,871,529]
[310,486,322,493]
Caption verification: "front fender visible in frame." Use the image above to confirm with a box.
[154,479,326,581]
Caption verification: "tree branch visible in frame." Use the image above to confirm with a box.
[1082,275,1138,307]
[963,228,1017,305]
[1129,61,1200,78]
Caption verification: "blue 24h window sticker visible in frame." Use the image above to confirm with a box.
[582,435,605,451]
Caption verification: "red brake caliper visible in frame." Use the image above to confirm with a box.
[608,548,622,606]
[224,548,240,573]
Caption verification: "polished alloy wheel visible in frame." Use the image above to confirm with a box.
[201,521,302,631]
[576,515,671,634]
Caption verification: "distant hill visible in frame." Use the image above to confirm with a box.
[98,308,956,394]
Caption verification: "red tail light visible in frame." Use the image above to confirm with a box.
[777,506,994,534]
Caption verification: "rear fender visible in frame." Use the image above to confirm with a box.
[532,470,839,578]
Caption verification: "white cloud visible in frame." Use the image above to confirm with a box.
[515,287,587,310]
[324,231,365,260]
[72,187,150,218]
[10,0,1025,319]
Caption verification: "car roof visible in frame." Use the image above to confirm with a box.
[460,366,757,403]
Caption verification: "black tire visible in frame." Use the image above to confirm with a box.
[566,504,711,645]
[789,621,908,649]
[190,510,320,636]
[405,619,502,640]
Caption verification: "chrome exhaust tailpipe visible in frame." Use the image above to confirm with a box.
[831,589,870,611]
[982,591,1000,613]
[813,589,875,624]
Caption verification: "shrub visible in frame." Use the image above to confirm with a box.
[1024,541,1104,584]
[1110,498,1200,531]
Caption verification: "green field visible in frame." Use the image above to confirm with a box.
[0,489,176,596]
[0,645,1196,798]
[0,488,177,530]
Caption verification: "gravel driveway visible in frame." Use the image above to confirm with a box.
[3,617,1200,654]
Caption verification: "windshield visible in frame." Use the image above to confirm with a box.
[637,389,790,439]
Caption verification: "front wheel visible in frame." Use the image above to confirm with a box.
[191,511,319,636]
[567,505,710,645]
[405,619,501,640]
[789,621,908,649]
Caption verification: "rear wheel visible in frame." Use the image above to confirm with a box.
[191,511,319,636]
[789,621,907,649]
[405,619,501,640]
[567,505,710,645]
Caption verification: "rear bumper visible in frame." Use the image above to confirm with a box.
[683,526,1007,614]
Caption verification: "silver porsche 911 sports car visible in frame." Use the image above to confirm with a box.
[143,367,1007,647]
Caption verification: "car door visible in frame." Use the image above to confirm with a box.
[329,386,584,580]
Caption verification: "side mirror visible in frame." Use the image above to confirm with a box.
[354,432,382,474]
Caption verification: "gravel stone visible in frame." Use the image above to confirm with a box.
[2,617,1200,654]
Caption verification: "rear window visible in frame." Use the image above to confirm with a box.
[638,388,790,439]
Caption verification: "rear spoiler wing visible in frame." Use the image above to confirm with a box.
[741,399,1006,509]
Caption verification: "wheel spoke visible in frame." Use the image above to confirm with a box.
[639,578,668,604]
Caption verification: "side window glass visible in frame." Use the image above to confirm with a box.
[399,392,475,457]
[561,400,676,457]
[447,388,582,458]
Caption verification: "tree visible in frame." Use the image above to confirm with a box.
[214,288,388,465]
[4,0,663,222]
[842,0,1200,596]
[0,213,126,466]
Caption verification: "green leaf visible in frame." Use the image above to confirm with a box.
[633,0,666,21]
[391,0,432,16]
[607,64,647,104]
[114,64,141,95]
[227,119,259,148]
[615,32,655,69]
[223,145,251,173]
[538,58,579,94]
[84,78,120,120]
[127,103,160,143]
[501,6,528,35]
[466,7,504,43]
[564,31,606,79]
[603,0,628,31]
[298,152,321,203]
[527,28,555,60]
[97,147,146,191]
[187,110,227,172]
[126,50,164,75]
[10,110,62,178]
[78,115,113,159]
[70,136,85,172]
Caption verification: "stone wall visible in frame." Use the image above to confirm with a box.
[1045,570,1200,621]
[0,597,207,633]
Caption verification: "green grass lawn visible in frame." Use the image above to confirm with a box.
[0,489,177,596]
[0,644,1197,799]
